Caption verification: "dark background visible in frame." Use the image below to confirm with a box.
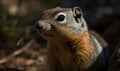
[0,0,120,71]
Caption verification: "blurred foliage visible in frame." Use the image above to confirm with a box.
[0,0,64,48]
[0,12,30,40]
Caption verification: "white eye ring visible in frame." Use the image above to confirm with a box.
[55,12,66,23]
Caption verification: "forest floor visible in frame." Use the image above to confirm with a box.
[0,39,49,71]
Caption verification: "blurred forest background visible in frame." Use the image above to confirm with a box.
[0,0,120,71]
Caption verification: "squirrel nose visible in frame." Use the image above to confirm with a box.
[35,21,43,30]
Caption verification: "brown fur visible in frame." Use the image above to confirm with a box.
[42,7,69,20]
[72,32,94,69]
[47,32,94,71]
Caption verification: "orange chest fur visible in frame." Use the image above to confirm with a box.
[47,32,94,69]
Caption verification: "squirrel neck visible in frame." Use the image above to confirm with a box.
[47,32,105,70]
[70,32,95,69]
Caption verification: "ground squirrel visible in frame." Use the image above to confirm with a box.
[35,6,109,71]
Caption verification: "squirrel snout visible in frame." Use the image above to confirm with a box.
[35,21,43,30]
[35,21,51,30]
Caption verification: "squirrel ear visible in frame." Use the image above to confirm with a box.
[73,6,82,16]
[72,6,82,23]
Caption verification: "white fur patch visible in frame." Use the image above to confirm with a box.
[91,35,103,55]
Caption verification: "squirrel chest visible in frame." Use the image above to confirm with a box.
[47,32,95,71]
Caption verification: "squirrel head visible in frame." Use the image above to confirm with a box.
[35,6,88,41]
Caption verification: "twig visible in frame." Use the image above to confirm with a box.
[0,39,36,64]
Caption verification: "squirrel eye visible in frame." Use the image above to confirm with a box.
[56,15,65,21]
[55,13,66,23]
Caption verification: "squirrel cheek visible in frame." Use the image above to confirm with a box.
[43,24,51,31]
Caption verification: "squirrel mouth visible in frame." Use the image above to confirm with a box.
[37,29,53,37]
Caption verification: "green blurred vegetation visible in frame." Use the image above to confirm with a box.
[0,0,63,48]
